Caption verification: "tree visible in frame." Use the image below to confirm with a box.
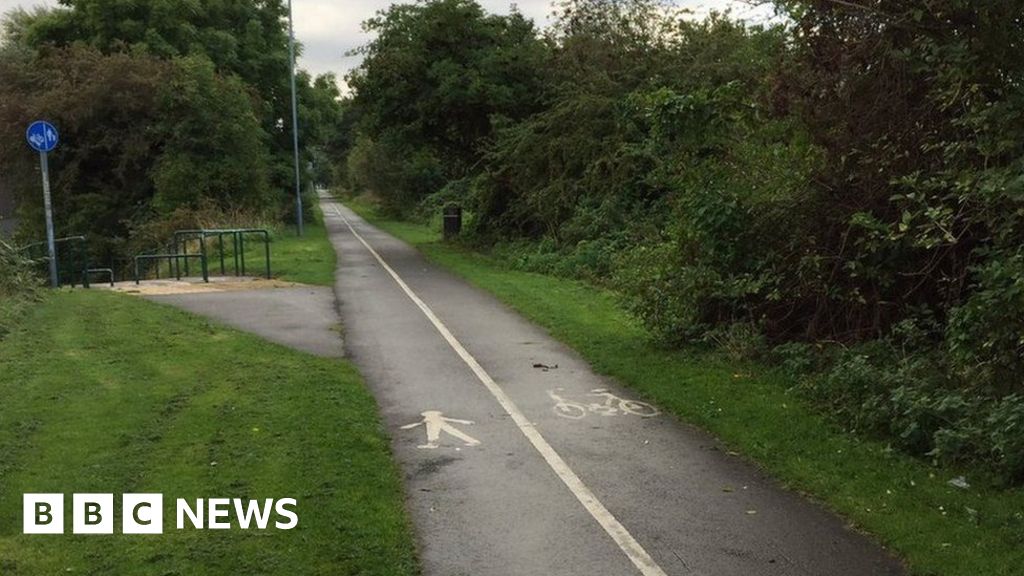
[346,0,547,212]
[21,0,332,197]
[0,0,344,260]
[152,55,272,213]
[0,45,169,261]
[773,0,1024,363]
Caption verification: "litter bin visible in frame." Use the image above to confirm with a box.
[443,205,462,241]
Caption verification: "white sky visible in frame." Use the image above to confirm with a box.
[1,0,774,91]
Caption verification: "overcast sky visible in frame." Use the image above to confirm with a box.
[1,0,773,91]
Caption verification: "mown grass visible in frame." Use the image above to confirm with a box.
[0,290,418,576]
[344,196,1024,576]
[260,207,336,286]
[0,293,38,342]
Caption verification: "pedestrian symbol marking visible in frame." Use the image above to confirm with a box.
[548,388,660,420]
[402,411,481,449]
[26,120,59,153]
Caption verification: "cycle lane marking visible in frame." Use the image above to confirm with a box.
[330,204,670,576]
[548,388,662,420]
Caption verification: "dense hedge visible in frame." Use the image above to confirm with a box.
[348,0,1024,483]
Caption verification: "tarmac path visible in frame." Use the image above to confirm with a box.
[147,285,342,358]
[323,194,905,576]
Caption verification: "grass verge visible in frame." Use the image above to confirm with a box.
[237,206,336,286]
[344,196,1024,576]
[0,290,417,576]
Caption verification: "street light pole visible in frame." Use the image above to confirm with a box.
[287,0,304,236]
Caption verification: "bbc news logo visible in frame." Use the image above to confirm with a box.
[23,494,298,534]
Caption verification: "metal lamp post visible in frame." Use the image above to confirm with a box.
[287,0,303,236]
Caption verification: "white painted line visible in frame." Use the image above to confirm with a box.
[330,203,670,576]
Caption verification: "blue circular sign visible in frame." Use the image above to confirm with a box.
[26,120,59,153]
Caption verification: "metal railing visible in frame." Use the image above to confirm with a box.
[134,254,208,285]
[173,228,271,279]
[19,236,91,288]
[19,228,272,288]
[84,268,115,288]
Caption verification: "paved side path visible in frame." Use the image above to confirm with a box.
[324,195,905,576]
[148,286,343,358]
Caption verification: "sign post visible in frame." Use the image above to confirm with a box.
[287,0,303,237]
[26,120,60,288]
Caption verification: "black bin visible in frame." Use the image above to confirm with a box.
[443,205,462,241]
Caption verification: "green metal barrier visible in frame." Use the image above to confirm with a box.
[17,229,268,288]
[134,254,208,285]
[19,236,90,288]
[85,268,115,287]
[172,228,271,279]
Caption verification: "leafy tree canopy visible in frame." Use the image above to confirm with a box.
[346,0,548,212]
[0,0,343,262]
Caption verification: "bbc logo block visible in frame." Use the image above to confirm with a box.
[123,493,164,534]
[23,494,296,534]
[24,494,163,535]
[23,494,64,534]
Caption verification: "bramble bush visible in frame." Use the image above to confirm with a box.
[801,340,1024,486]
[340,0,1024,484]
[947,248,1024,393]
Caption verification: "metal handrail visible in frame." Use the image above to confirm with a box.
[84,268,115,288]
[19,235,90,288]
[18,235,86,252]
[172,228,271,279]
[134,254,208,285]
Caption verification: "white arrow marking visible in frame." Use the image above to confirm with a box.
[402,410,481,449]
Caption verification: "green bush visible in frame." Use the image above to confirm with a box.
[614,242,714,345]
[802,341,1024,485]
[706,322,767,361]
[487,235,625,284]
[984,396,1024,483]
[947,248,1024,393]
[151,55,274,213]
[0,239,41,339]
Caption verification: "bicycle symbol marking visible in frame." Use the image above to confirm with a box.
[548,388,660,420]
